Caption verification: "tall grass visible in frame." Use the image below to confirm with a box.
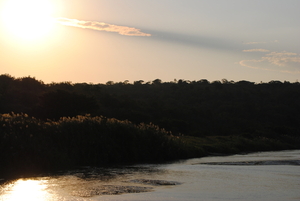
[1,113,299,179]
[0,113,197,178]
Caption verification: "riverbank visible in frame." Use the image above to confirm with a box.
[180,135,300,156]
[1,113,299,180]
[0,113,189,179]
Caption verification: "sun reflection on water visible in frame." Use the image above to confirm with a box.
[1,179,53,201]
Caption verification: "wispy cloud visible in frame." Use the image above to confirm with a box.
[243,41,267,45]
[240,51,300,73]
[243,40,278,45]
[263,51,300,66]
[56,17,151,37]
[243,49,270,52]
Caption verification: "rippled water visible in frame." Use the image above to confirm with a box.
[1,150,299,201]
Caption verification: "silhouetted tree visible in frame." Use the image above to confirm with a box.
[1,74,300,139]
[38,90,99,120]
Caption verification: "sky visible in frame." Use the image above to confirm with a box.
[0,0,299,84]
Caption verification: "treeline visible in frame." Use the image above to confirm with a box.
[0,75,300,137]
[1,74,300,139]
[1,74,300,178]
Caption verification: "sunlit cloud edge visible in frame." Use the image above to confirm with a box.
[55,17,151,37]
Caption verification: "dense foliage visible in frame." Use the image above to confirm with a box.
[1,74,300,138]
[1,74,300,178]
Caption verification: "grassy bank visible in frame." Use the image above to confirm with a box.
[1,113,299,179]
[180,135,300,156]
[0,113,197,179]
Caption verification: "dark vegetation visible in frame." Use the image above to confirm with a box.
[0,74,300,178]
[0,113,196,178]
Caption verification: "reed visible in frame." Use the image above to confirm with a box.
[0,113,192,178]
[1,113,299,179]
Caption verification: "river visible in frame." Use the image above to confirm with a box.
[1,150,299,201]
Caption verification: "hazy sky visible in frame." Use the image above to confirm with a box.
[1,0,299,83]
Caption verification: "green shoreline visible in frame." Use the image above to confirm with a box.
[1,113,299,180]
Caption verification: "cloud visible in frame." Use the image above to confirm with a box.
[243,42,267,45]
[56,17,151,37]
[243,49,270,52]
[240,51,300,73]
[243,40,278,45]
[263,51,300,66]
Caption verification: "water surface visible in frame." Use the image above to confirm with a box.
[1,150,299,201]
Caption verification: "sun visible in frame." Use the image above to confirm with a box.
[1,0,55,41]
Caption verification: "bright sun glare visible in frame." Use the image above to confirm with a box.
[1,0,55,41]
[2,179,51,201]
